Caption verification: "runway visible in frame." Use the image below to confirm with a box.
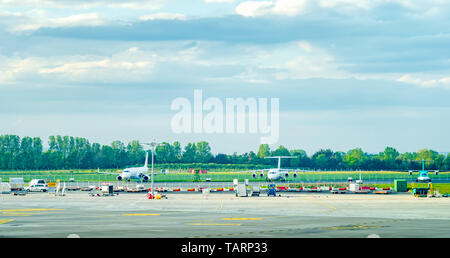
[1,191,450,238]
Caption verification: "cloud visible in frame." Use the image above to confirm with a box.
[204,0,234,3]
[397,74,450,89]
[140,13,187,21]
[236,0,312,17]
[254,41,350,80]
[0,47,156,84]
[0,0,164,9]
[235,0,450,17]
[12,13,106,32]
[235,1,273,17]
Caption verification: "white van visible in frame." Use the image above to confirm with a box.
[26,179,48,192]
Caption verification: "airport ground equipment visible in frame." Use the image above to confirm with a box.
[147,192,167,199]
[349,183,359,192]
[355,186,371,194]
[233,178,249,197]
[236,184,248,197]
[0,182,11,194]
[202,188,210,197]
[394,179,407,192]
[251,186,260,196]
[267,184,277,196]
[89,188,115,197]
[412,187,429,197]
[331,186,348,194]
[102,185,114,196]
[426,183,442,197]
[410,182,430,197]
[9,178,24,191]
[55,181,66,196]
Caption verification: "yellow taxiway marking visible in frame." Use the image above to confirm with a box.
[189,223,241,226]
[307,198,338,212]
[121,214,160,216]
[222,218,262,221]
[1,212,38,216]
[0,209,63,212]
[319,225,382,231]
[0,219,14,224]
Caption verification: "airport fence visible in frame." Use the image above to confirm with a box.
[1,170,449,185]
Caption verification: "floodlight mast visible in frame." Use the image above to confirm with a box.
[142,140,162,197]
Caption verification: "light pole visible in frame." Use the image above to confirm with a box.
[143,140,161,198]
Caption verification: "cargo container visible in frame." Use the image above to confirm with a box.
[394,179,407,192]
[349,183,359,192]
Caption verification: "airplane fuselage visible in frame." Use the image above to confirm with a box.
[267,169,292,181]
[416,170,431,182]
[118,167,149,181]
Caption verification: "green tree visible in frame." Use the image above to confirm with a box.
[126,140,145,166]
[182,143,197,163]
[111,140,127,168]
[0,135,21,169]
[416,149,443,169]
[156,142,177,163]
[172,141,182,162]
[32,137,43,169]
[19,136,34,169]
[195,141,213,163]
[257,144,270,158]
[214,153,229,164]
[379,147,400,169]
[444,154,450,170]
[344,148,367,169]
[312,149,336,170]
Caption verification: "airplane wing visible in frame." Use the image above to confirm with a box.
[96,169,120,175]
[394,169,446,175]
[98,171,120,175]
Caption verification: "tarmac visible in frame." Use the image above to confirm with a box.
[1,191,450,238]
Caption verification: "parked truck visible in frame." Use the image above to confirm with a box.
[9,178,25,191]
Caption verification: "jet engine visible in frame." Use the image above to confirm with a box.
[117,175,123,181]
[142,175,149,182]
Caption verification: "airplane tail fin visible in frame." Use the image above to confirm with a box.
[264,156,296,169]
[144,151,149,168]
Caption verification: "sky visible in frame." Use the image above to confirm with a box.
[1,0,450,155]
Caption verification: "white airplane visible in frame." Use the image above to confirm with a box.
[407,159,439,183]
[251,156,298,181]
[99,151,152,182]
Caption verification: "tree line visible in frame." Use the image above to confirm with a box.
[1,134,450,171]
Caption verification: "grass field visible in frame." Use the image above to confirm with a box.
[1,169,450,183]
